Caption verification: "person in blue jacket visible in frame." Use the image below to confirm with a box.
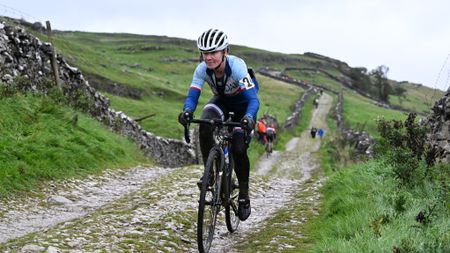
[178,28,259,221]
[318,128,325,139]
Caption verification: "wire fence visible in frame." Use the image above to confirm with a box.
[0,3,37,21]
[434,53,450,92]
[427,53,450,105]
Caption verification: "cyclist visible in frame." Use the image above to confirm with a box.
[256,118,267,144]
[178,28,259,221]
[266,123,276,144]
[313,98,319,109]
[310,127,318,138]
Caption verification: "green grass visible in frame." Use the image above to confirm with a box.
[286,69,345,92]
[388,83,444,115]
[0,92,152,198]
[343,92,408,137]
[306,159,449,253]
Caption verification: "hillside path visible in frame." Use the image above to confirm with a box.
[0,93,332,252]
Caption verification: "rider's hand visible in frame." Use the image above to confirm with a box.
[178,109,193,125]
[240,115,255,131]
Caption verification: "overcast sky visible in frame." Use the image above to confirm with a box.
[2,0,449,91]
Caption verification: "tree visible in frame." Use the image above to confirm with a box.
[349,67,371,92]
[370,65,392,103]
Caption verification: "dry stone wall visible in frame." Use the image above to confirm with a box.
[257,68,315,130]
[425,89,450,163]
[0,21,196,167]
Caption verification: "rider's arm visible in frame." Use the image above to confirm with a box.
[233,57,260,120]
[241,88,259,120]
[183,63,206,112]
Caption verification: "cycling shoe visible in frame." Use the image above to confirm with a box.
[238,198,251,221]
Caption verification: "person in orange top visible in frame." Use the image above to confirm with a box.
[256,118,267,143]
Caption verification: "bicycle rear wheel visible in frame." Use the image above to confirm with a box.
[225,155,240,232]
[197,147,223,253]
[265,141,272,157]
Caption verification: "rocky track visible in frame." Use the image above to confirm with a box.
[0,93,332,252]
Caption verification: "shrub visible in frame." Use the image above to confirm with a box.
[376,113,432,185]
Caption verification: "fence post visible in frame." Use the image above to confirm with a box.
[45,21,61,91]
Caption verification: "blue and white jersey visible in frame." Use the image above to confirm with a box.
[183,55,259,119]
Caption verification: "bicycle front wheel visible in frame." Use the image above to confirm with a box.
[197,147,223,253]
[225,154,240,232]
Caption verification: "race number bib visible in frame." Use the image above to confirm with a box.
[240,74,255,90]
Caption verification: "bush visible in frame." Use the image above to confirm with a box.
[376,113,433,185]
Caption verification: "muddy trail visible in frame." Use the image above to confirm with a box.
[0,93,332,252]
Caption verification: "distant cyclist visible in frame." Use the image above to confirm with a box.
[265,123,276,155]
[266,123,276,144]
[256,118,267,143]
[178,28,259,221]
[310,127,318,138]
[313,98,319,109]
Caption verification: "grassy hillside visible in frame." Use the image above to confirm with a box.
[283,57,444,116]
[25,27,439,139]
[0,88,152,198]
[43,31,309,139]
[389,82,443,115]
[343,91,408,136]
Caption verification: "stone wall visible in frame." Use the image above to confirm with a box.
[257,68,315,130]
[425,89,450,163]
[0,21,196,167]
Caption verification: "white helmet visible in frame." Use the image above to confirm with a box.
[197,28,229,52]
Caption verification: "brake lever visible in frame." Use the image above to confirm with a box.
[184,123,191,144]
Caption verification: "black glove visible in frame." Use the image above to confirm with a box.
[178,109,193,125]
[240,115,255,131]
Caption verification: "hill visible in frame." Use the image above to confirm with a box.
[46,31,444,134]
[0,14,435,134]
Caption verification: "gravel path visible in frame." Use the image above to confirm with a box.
[210,93,332,252]
[0,167,173,243]
[0,93,332,252]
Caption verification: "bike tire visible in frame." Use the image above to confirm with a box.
[197,147,223,253]
[265,141,272,157]
[224,154,240,232]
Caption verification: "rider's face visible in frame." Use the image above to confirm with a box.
[202,51,225,69]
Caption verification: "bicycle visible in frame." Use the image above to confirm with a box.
[264,128,276,157]
[183,114,243,253]
[264,137,273,157]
